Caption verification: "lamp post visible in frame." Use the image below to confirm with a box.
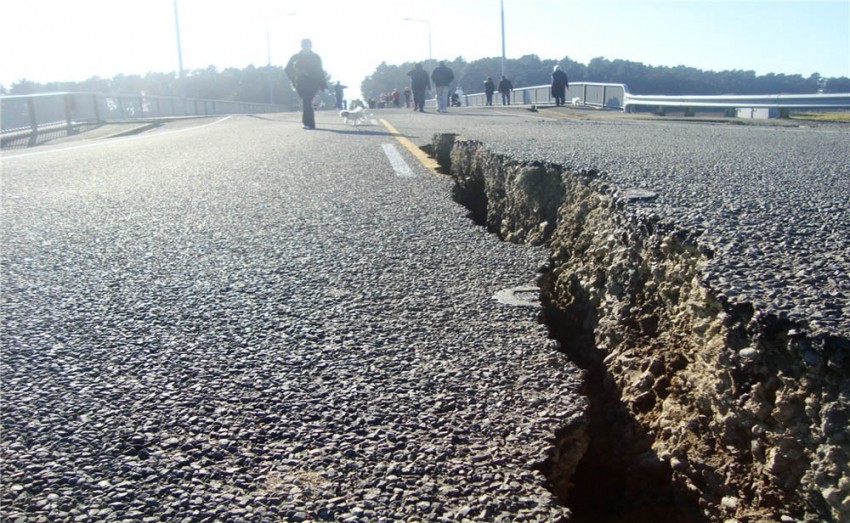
[267,28,274,105]
[403,17,432,61]
[266,12,297,107]
[500,0,506,77]
[173,0,185,97]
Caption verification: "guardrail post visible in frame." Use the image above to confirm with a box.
[64,94,76,136]
[92,94,102,123]
[27,98,38,147]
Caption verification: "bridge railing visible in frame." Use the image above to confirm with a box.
[432,82,849,114]
[622,92,850,112]
[427,82,628,110]
[1,92,291,148]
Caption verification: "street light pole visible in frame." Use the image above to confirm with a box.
[427,20,432,62]
[500,0,506,77]
[173,0,185,97]
[267,28,274,105]
[265,12,297,108]
[403,17,432,61]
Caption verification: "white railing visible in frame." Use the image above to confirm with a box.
[622,92,850,111]
[427,82,628,110]
[428,82,850,113]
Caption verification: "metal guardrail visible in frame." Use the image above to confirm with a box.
[7,86,846,148]
[431,82,849,114]
[622,92,850,111]
[1,92,291,148]
[516,82,627,109]
[426,82,627,110]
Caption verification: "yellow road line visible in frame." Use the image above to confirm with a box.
[379,118,441,173]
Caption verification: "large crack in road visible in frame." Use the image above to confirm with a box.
[432,132,849,523]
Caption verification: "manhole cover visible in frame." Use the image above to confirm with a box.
[493,285,540,307]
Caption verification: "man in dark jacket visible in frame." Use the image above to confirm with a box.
[484,76,495,106]
[498,75,513,105]
[333,81,347,110]
[430,61,455,112]
[551,65,569,106]
[285,39,327,129]
[407,63,430,112]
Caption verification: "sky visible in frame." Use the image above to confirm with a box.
[1,0,848,100]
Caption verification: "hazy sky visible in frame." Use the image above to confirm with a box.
[1,0,848,98]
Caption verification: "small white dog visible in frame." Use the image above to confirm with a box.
[339,107,369,126]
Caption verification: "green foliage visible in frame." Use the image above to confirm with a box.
[790,111,850,121]
[2,65,303,107]
[824,77,850,93]
[3,56,847,102]
[359,55,849,98]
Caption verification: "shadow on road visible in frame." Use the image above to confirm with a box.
[313,128,394,136]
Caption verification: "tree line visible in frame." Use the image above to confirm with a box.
[363,55,849,99]
[3,54,848,103]
[1,65,305,107]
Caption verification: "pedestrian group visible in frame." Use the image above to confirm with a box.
[284,38,571,129]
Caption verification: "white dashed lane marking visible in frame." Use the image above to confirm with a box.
[381,143,415,178]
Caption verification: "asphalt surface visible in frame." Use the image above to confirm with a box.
[384,105,850,339]
[1,112,584,522]
[2,106,847,522]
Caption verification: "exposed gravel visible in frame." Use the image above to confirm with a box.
[0,117,584,522]
[394,109,850,338]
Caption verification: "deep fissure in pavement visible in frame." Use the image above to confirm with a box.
[429,138,702,521]
[427,130,850,523]
[535,275,704,523]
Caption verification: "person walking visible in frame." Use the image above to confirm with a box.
[484,76,495,106]
[333,81,347,110]
[551,65,569,107]
[285,39,327,129]
[453,86,464,107]
[431,61,455,113]
[498,75,513,105]
[407,63,430,112]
